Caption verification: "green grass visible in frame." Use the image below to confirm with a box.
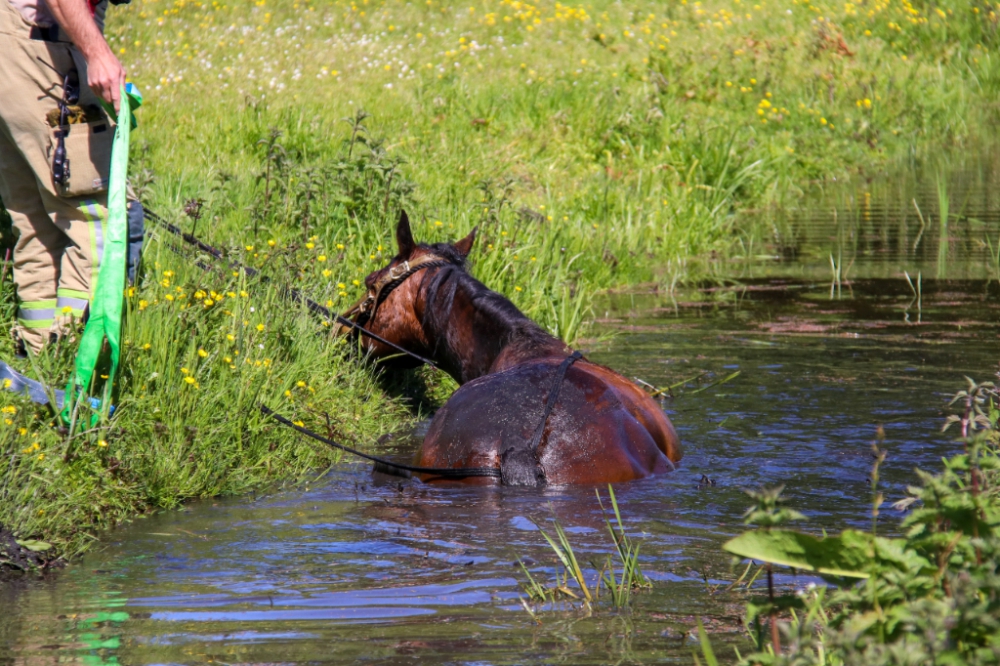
[118,0,1000,315]
[0,243,411,560]
[4,0,1000,562]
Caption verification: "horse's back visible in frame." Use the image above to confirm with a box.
[417,358,681,485]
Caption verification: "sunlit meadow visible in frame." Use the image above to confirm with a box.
[2,0,999,560]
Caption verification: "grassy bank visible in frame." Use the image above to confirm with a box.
[2,0,1000,565]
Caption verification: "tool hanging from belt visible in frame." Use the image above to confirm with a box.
[51,70,80,189]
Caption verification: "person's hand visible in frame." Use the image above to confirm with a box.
[86,46,126,112]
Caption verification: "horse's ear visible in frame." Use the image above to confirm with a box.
[396,210,416,258]
[453,226,477,257]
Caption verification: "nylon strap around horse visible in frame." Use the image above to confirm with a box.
[528,351,582,459]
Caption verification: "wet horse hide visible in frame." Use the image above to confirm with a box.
[341,212,682,486]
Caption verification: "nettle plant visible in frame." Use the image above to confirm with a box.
[712,376,1000,666]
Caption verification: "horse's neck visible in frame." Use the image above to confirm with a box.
[420,273,565,384]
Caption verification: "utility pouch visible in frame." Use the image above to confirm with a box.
[48,118,113,198]
[47,69,112,198]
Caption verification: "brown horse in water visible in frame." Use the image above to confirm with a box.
[343,213,681,486]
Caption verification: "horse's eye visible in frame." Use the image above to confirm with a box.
[364,273,378,289]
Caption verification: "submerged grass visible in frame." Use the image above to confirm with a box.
[519,485,650,612]
[3,0,1000,562]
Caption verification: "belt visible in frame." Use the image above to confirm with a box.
[29,25,62,41]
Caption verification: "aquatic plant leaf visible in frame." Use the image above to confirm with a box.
[723,529,870,578]
[15,539,52,552]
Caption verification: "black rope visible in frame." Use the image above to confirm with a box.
[143,209,439,368]
[259,404,502,480]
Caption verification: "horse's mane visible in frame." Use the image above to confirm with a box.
[419,242,557,352]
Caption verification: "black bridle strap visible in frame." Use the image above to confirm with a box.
[145,209,440,368]
[259,404,502,480]
[350,259,451,328]
[528,351,583,460]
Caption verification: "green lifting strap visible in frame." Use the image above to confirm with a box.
[61,84,142,427]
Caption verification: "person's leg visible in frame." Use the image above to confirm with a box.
[49,192,105,334]
[0,123,66,354]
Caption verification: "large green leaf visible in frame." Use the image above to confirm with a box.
[15,539,52,552]
[722,529,871,578]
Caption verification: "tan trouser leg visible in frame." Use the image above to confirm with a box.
[0,0,106,352]
[0,130,64,351]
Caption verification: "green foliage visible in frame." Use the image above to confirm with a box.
[742,485,807,530]
[0,240,409,559]
[724,530,872,580]
[725,376,1000,665]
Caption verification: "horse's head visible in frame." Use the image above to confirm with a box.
[342,211,476,364]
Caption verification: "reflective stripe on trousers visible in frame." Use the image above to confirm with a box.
[56,288,90,317]
[79,199,104,297]
[17,299,56,329]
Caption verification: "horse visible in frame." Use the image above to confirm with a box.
[342,212,682,486]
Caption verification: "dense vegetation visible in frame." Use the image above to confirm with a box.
[709,377,1000,665]
[1,0,999,564]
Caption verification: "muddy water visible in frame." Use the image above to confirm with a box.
[2,163,1000,664]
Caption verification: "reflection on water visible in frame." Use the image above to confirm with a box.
[751,148,1000,282]
[2,157,1000,664]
